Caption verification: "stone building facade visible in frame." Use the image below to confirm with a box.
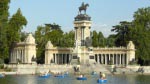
[10,4,135,66]
[45,4,135,66]
[10,34,36,64]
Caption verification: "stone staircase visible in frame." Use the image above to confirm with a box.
[72,64,111,74]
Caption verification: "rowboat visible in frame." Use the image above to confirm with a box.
[97,79,107,83]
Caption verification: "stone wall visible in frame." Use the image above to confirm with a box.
[5,64,72,74]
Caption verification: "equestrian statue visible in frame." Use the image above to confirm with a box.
[79,2,89,14]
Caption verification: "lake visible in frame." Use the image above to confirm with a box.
[0,74,150,84]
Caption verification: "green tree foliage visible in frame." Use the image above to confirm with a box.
[111,21,133,47]
[35,23,75,63]
[20,31,28,41]
[0,0,10,61]
[111,7,150,65]
[106,34,116,47]
[92,31,106,47]
[8,8,27,44]
[61,30,74,47]
[132,7,150,65]
[0,1,27,63]
[98,31,105,47]
[92,30,99,47]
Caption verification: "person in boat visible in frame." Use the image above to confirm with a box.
[102,73,106,79]
[79,74,85,78]
[79,74,83,78]
[99,72,106,79]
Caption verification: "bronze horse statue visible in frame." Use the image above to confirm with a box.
[79,2,89,14]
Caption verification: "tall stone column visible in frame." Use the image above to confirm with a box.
[108,54,110,64]
[15,50,16,63]
[23,49,25,63]
[105,54,107,65]
[115,54,117,65]
[97,54,99,64]
[122,54,125,65]
[112,54,114,65]
[101,54,103,64]
[61,54,63,64]
[120,54,121,65]
[125,54,129,65]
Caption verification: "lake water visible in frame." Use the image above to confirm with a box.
[0,74,150,84]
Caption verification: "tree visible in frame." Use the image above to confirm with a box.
[20,31,28,41]
[0,0,10,62]
[62,30,74,47]
[106,34,116,47]
[98,31,105,47]
[132,7,150,65]
[111,7,150,65]
[111,21,133,46]
[92,31,99,47]
[35,23,64,64]
[8,8,27,44]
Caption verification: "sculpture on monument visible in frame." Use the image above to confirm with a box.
[79,2,89,14]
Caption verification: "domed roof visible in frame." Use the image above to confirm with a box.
[25,34,35,44]
[46,41,53,49]
[75,14,91,21]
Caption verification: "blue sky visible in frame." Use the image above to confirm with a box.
[9,0,150,37]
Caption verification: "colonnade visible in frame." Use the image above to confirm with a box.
[95,53,127,65]
[10,49,26,63]
[53,53,71,64]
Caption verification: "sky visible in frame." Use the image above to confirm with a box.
[9,0,150,37]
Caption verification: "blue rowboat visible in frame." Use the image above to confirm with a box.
[77,77,87,80]
[97,79,107,83]
[39,74,51,78]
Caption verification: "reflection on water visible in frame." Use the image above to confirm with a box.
[0,74,150,84]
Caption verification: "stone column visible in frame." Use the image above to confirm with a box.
[12,51,14,63]
[23,49,25,63]
[69,54,72,64]
[60,54,63,64]
[97,54,99,64]
[61,54,63,64]
[122,54,125,65]
[20,50,22,61]
[116,54,118,65]
[105,54,107,65]
[55,54,58,64]
[10,52,12,63]
[14,49,17,63]
[125,54,128,65]
[56,54,58,64]
[109,54,110,64]
[101,54,103,64]
[112,54,114,65]
[120,54,122,65]
[63,54,66,64]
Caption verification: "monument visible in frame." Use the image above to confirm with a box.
[10,3,135,66]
